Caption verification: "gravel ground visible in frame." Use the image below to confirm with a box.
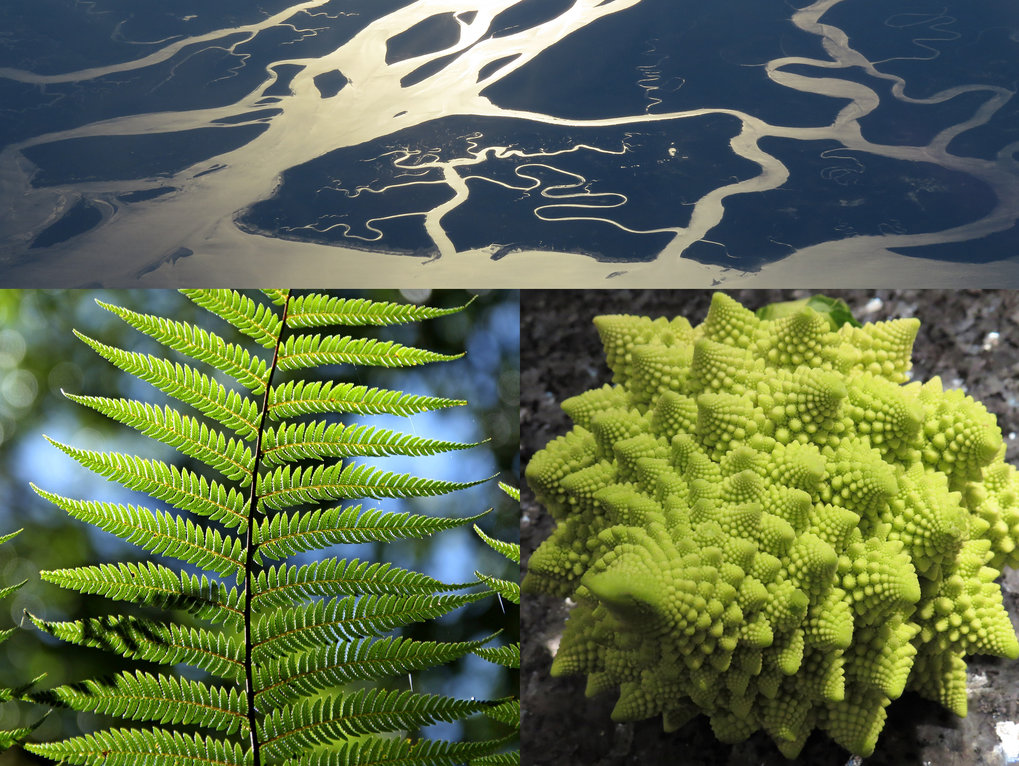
[520,290,1019,766]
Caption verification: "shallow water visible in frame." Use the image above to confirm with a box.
[1,0,1017,285]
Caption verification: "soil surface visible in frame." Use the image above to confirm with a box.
[521,290,1019,766]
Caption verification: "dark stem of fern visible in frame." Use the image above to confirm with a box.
[242,291,292,766]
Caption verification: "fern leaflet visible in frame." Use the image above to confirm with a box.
[469,482,521,765]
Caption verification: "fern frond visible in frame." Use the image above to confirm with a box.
[473,525,520,565]
[76,332,260,437]
[473,645,520,669]
[261,421,479,466]
[481,699,520,728]
[285,294,471,329]
[268,380,464,420]
[34,290,513,766]
[473,520,521,603]
[253,507,488,561]
[291,734,514,766]
[35,672,248,735]
[251,593,488,663]
[0,726,35,752]
[262,289,289,306]
[0,675,47,706]
[0,712,49,753]
[258,690,494,760]
[257,463,486,511]
[278,334,461,372]
[65,394,255,483]
[97,300,270,393]
[470,486,520,763]
[33,488,243,579]
[0,581,26,603]
[251,559,470,611]
[42,563,243,625]
[0,530,23,609]
[37,444,249,530]
[26,727,248,766]
[475,573,520,607]
[497,482,520,502]
[182,290,283,349]
[29,613,243,680]
[254,636,486,709]
[470,752,521,766]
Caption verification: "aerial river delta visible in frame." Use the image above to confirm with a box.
[0,0,1016,284]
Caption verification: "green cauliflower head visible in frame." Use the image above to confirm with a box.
[523,293,1019,758]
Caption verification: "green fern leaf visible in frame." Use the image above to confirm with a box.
[261,289,289,306]
[468,483,520,762]
[0,676,47,706]
[254,636,487,708]
[35,672,248,735]
[29,613,244,680]
[64,394,255,483]
[0,581,26,603]
[474,644,521,669]
[251,559,471,611]
[258,690,495,760]
[0,529,25,601]
[268,380,464,420]
[470,751,521,766]
[73,333,261,438]
[251,592,488,663]
[0,726,35,752]
[481,699,520,728]
[98,300,270,392]
[32,488,244,578]
[261,421,479,466]
[181,289,283,349]
[473,525,521,565]
[42,562,243,625]
[497,482,520,502]
[32,291,515,766]
[285,294,472,328]
[253,507,489,561]
[278,334,461,372]
[291,734,514,766]
[36,445,249,530]
[475,573,520,606]
[257,463,487,511]
[26,727,249,766]
[0,712,50,753]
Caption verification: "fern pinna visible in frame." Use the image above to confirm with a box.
[467,483,520,766]
[25,290,515,766]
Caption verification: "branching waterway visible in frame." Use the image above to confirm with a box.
[1,0,1017,285]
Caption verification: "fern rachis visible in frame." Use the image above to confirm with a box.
[25,290,517,766]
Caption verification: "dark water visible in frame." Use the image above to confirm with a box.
[1,0,1017,284]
